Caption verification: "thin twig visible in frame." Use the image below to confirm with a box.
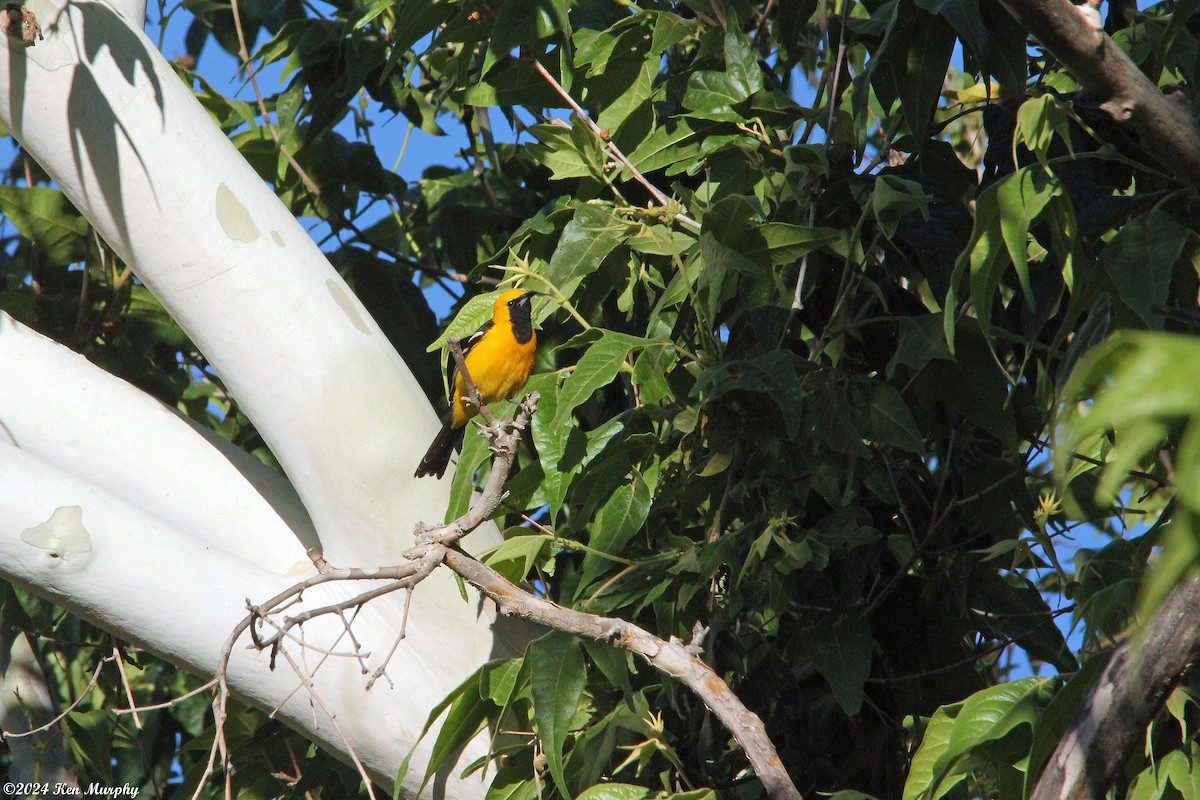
[529,59,701,232]
[442,549,803,800]
[366,588,413,690]
[227,0,321,197]
[1,656,108,740]
[274,647,379,800]
[191,682,228,800]
[192,559,436,798]
[252,580,410,650]
[113,678,218,714]
[113,644,143,730]
[779,203,819,346]
[1031,438,1170,490]
[753,0,776,45]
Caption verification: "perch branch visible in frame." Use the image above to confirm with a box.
[442,548,803,800]
[199,347,801,800]
[1000,0,1200,188]
[446,334,497,428]
[1030,574,1200,799]
[194,354,539,797]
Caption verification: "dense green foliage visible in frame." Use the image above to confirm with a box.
[7,1,1200,798]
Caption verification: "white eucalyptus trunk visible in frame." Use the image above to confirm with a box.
[0,0,507,793]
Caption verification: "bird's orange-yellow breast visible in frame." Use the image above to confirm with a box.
[449,293,536,428]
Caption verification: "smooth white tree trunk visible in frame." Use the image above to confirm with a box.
[0,628,79,788]
[0,0,510,793]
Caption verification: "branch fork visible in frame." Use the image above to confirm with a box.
[196,341,802,800]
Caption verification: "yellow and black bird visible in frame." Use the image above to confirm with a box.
[414,289,538,479]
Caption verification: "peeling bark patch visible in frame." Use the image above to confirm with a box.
[271,230,284,247]
[215,183,260,243]
[21,506,92,561]
[326,279,370,335]
[3,4,42,45]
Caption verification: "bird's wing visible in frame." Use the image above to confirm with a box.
[447,319,494,399]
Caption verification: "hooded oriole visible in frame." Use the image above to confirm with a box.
[414,289,537,479]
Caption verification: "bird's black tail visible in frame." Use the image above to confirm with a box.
[414,420,464,478]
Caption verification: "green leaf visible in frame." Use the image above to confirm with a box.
[631,344,676,406]
[626,224,696,258]
[528,631,587,798]
[480,657,525,706]
[916,326,1020,450]
[485,0,556,72]
[418,668,492,794]
[799,617,873,716]
[427,290,506,355]
[576,784,653,800]
[1015,93,1074,167]
[624,118,729,175]
[904,706,958,800]
[483,531,555,583]
[1072,533,1150,644]
[484,765,540,800]
[874,8,956,145]
[696,350,812,440]
[582,638,633,694]
[1137,508,1200,631]
[448,421,492,520]
[579,473,651,588]
[127,285,192,349]
[527,123,607,180]
[364,0,448,46]
[945,168,1068,348]
[887,315,953,380]
[1059,332,1200,506]
[542,204,624,299]
[1100,209,1192,330]
[252,18,337,72]
[872,176,933,240]
[906,678,1047,800]
[681,28,763,122]
[650,11,697,54]
[862,382,924,453]
[914,0,1027,93]
[971,570,1077,672]
[529,371,585,515]
[66,710,115,783]
[721,25,764,97]
[757,223,843,265]
[464,58,566,107]
[938,679,1045,797]
[0,186,88,266]
[597,58,658,137]
[0,288,38,325]
[589,474,651,555]
[573,20,655,136]
[552,330,648,429]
